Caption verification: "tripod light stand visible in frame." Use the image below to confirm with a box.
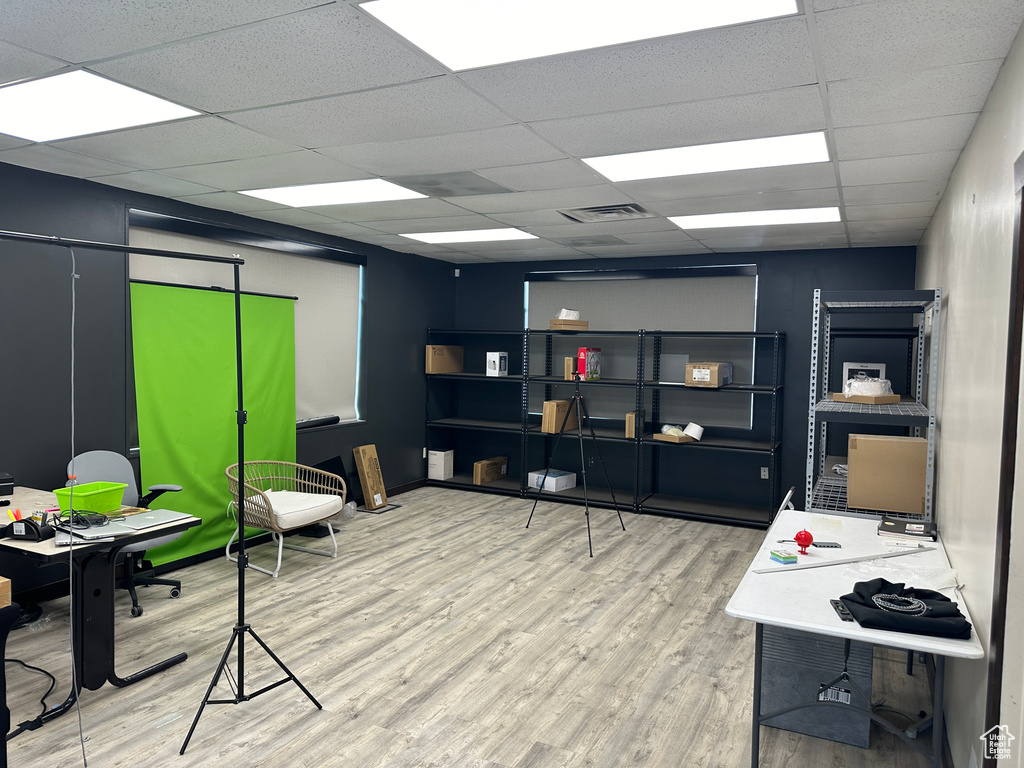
[180,263,321,754]
[526,373,626,556]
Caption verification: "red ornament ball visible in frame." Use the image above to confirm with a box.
[794,529,814,554]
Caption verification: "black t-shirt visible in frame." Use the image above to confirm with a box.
[840,577,972,640]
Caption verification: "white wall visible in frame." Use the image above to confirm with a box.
[916,21,1024,768]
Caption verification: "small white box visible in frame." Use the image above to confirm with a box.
[486,351,508,377]
[427,450,454,481]
[528,469,577,492]
[843,361,886,382]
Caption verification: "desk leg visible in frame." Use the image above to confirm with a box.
[751,623,763,768]
[932,655,945,768]
[72,550,117,691]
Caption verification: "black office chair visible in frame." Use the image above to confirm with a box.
[67,451,184,617]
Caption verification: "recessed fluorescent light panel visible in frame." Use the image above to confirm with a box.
[584,132,830,182]
[240,179,426,207]
[361,0,798,70]
[670,207,842,230]
[0,70,199,142]
[401,229,537,244]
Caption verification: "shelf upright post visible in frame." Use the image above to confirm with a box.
[634,329,645,514]
[769,332,784,521]
[924,288,942,522]
[650,332,663,500]
[520,329,530,498]
[806,290,823,510]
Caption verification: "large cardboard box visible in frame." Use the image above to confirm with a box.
[528,469,577,492]
[425,345,464,374]
[625,410,645,439]
[549,319,589,331]
[847,434,927,515]
[578,347,601,381]
[686,362,733,388]
[831,392,901,405]
[473,456,508,485]
[353,444,388,510]
[427,450,454,481]
[541,399,579,433]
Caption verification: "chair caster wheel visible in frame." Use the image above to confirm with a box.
[170,588,181,599]
[130,605,143,618]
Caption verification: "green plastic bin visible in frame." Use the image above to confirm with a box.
[53,481,128,514]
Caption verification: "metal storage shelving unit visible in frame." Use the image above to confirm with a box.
[805,289,941,521]
[426,327,786,528]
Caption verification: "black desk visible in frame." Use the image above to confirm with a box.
[0,496,200,727]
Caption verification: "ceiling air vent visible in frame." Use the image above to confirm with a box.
[556,203,655,224]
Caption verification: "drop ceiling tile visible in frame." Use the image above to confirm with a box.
[582,242,713,257]
[227,77,514,149]
[0,40,64,84]
[616,164,837,202]
[0,145,137,177]
[308,197,468,222]
[92,171,218,197]
[478,160,607,191]
[319,125,564,177]
[367,214,503,234]
[828,60,1003,127]
[697,233,852,251]
[93,5,445,113]
[615,230,705,246]
[296,220,388,239]
[172,191,288,214]
[247,209,361,229]
[644,187,841,217]
[459,17,816,122]
[488,252,596,262]
[845,201,938,220]
[812,0,876,9]
[846,217,932,235]
[530,85,826,157]
[1,0,323,62]
[55,117,301,168]
[815,0,1024,81]
[838,150,961,186]
[159,151,370,190]
[833,114,980,160]
[0,134,30,151]
[842,180,947,206]
[850,231,924,246]
[525,219,684,239]
[484,210,582,228]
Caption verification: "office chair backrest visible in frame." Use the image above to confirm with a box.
[67,450,140,507]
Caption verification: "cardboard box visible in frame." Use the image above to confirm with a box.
[847,434,927,515]
[549,319,589,331]
[831,392,902,405]
[486,351,508,377]
[425,345,464,374]
[541,399,579,433]
[0,576,9,608]
[578,347,601,381]
[686,362,733,388]
[564,356,577,380]
[528,469,577,492]
[625,410,645,439]
[473,456,508,485]
[427,450,454,481]
[353,444,388,510]
[652,432,697,443]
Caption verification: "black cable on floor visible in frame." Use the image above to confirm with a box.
[5,657,57,740]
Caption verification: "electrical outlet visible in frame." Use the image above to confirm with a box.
[423,447,427,459]
[760,467,769,479]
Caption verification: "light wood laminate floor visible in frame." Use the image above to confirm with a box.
[6,487,935,767]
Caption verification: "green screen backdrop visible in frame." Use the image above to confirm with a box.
[130,282,296,565]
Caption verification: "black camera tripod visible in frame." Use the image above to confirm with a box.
[526,373,626,556]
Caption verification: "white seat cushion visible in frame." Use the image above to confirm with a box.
[264,490,345,530]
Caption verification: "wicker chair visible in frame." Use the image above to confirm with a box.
[225,461,346,578]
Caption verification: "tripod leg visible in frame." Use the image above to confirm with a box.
[578,396,627,531]
[246,626,322,709]
[526,397,573,528]
[572,393,593,557]
[180,626,242,754]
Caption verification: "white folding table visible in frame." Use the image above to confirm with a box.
[726,508,983,767]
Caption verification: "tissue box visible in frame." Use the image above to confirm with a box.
[486,351,508,377]
[427,450,453,481]
[528,469,577,492]
[577,347,601,381]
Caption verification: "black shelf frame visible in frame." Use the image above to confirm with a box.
[425,327,785,528]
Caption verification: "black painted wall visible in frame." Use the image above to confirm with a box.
[452,248,918,511]
[0,161,454,596]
